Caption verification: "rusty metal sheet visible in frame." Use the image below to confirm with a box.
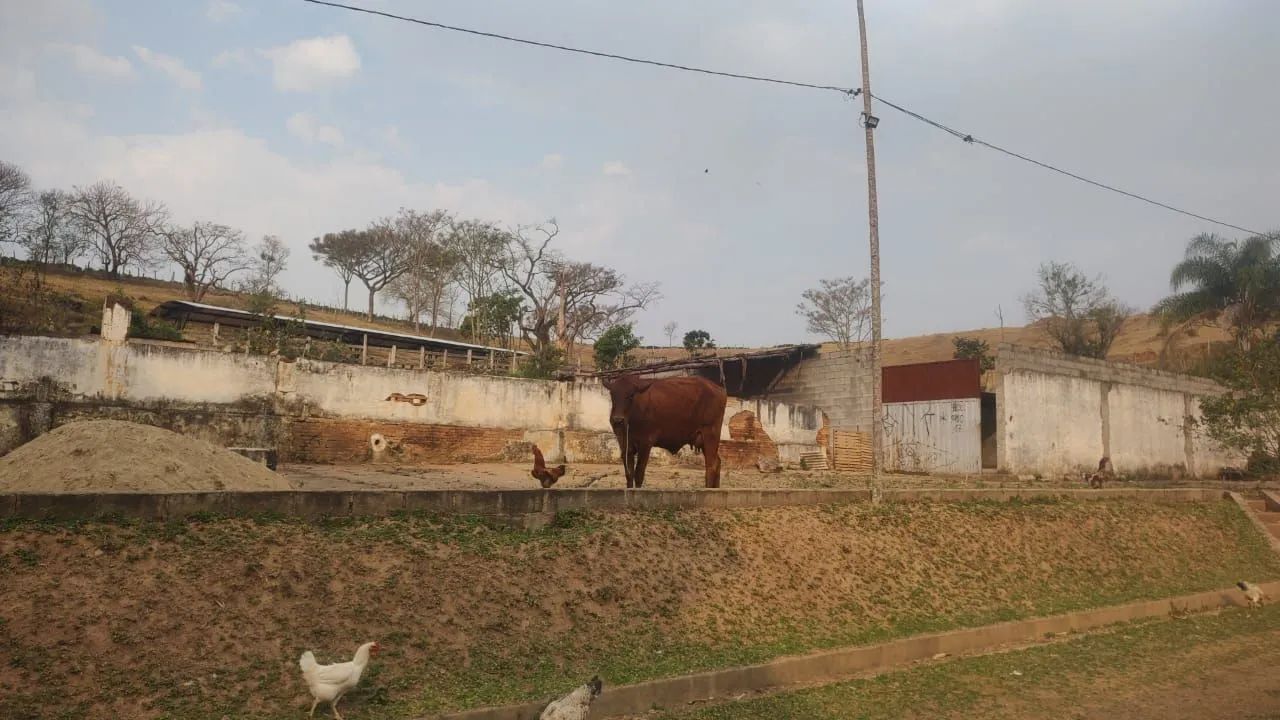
[882,358,981,403]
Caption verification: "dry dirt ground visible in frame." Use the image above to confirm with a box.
[0,499,1275,720]
[279,462,1277,492]
[644,604,1280,720]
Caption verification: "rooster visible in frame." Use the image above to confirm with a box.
[531,445,567,488]
[539,676,603,720]
[1238,581,1267,608]
[299,641,380,720]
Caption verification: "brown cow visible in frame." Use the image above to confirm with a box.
[603,374,728,488]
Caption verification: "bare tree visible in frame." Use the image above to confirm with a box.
[309,229,365,311]
[160,221,249,301]
[796,276,871,349]
[388,209,457,333]
[497,220,660,355]
[1023,261,1133,359]
[663,321,679,347]
[67,181,166,276]
[244,235,290,296]
[19,190,79,269]
[450,219,508,311]
[0,160,33,248]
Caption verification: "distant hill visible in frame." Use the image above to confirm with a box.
[3,260,1234,375]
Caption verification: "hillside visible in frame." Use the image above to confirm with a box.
[1,262,1234,372]
[0,500,1275,719]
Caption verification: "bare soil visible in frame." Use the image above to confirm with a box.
[0,499,1274,719]
[0,420,291,492]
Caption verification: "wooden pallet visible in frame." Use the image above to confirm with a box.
[799,450,829,471]
[832,430,872,473]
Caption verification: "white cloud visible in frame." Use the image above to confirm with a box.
[260,35,360,92]
[602,161,631,177]
[286,112,344,147]
[47,43,134,80]
[211,48,252,70]
[205,0,243,22]
[541,153,564,170]
[132,46,202,90]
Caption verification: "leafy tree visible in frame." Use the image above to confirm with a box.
[1022,261,1132,359]
[1154,232,1280,351]
[952,336,995,372]
[517,346,565,379]
[1197,336,1280,473]
[796,276,870,349]
[683,329,715,354]
[309,229,366,311]
[593,324,641,370]
[460,290,523,345]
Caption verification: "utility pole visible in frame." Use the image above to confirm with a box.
[856,0,884,487]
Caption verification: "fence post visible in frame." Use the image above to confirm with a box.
[467,349,473,367]
[361,334,368,365]
[388,344,396,368]
[419,346,425,370]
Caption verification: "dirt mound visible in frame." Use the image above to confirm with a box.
[0,420,290,493]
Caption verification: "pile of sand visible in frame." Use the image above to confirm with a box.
[0,420,291,493]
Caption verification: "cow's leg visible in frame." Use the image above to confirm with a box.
[624,444,638,488]
[702,432,722,488]
[633,445,653,488]
[614,429,635,488]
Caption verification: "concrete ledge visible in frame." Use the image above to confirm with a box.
[1229,491,1280,554]
[1263,489,1280,513]
[0,487,1225,523]
[433,580,1280,720]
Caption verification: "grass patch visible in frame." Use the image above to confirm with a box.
[658,603,1280,719]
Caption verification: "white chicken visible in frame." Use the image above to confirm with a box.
[1238,581,1267,608]
[539,676,603,720]
[299,641,380,720]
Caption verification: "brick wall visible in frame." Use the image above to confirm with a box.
[722,409,778,468]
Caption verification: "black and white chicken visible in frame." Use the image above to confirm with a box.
[539,676,603,720]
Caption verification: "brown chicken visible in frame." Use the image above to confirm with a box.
[531,445,566,488]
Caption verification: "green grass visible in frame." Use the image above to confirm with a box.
[658,604,1280,720]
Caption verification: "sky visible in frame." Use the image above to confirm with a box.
[0,0,1276,347]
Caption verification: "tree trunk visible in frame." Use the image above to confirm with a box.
[342,280,350,311]
[367,288,376,320]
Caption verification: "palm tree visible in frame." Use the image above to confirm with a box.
[1155,233,1280,350]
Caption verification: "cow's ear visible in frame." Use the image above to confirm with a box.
[601,377,614,391]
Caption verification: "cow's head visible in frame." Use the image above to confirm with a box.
[603,374,653,428]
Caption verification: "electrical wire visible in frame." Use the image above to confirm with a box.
[303,0,1260,235]
[870,93,1261,235]
[301,0,859,96]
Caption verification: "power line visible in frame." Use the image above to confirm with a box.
[303,0,1259,236]
[301,0,859,96]
[870,93,1261,236]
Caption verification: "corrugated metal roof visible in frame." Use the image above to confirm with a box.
[882,358,982,402]
[152,300,525,355]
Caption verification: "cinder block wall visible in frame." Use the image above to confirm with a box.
[767,348,875,432]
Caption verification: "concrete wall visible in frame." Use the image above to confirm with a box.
[0,335,822,466]
[995,344,1241,477]
[883,399,981,474]
[767,347,875,431]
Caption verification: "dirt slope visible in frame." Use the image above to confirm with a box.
[0,420,289,492]
[0,499,1274,719]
